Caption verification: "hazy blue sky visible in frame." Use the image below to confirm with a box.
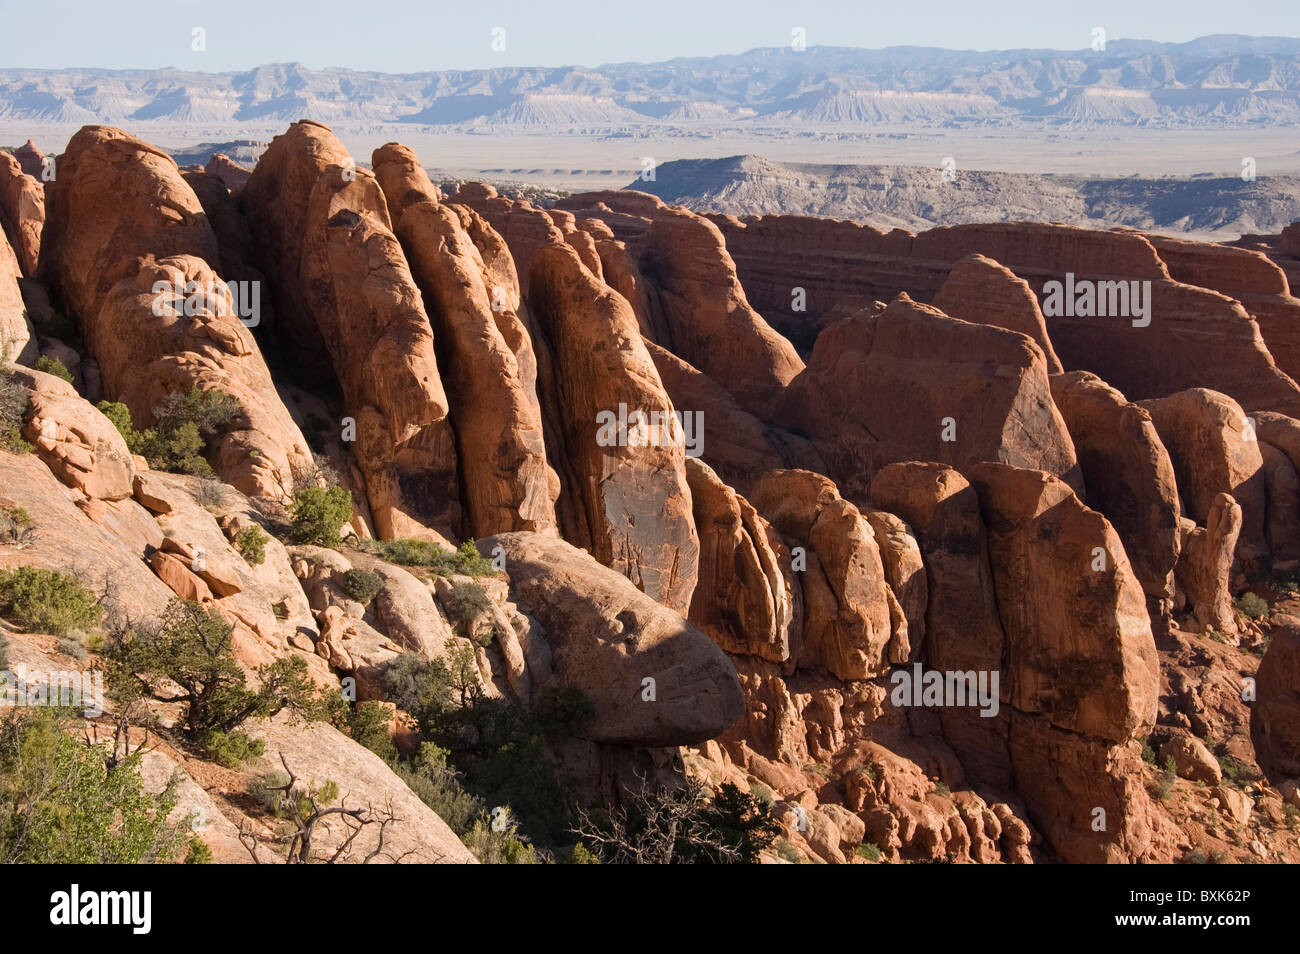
[2,0,1298,72]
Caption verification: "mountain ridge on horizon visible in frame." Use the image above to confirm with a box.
[5,34,1300,129]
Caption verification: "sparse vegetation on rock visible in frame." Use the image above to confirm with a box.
[0,566,103,636]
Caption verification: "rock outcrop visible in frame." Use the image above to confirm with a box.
[241,121,460,537]
[479,532,744,746]
[685,458,799,668]
[750,469,901,678]
[778,293,1080,505]
[1251,616,1300,782]
[0,150,44,277]
[372,143,559,537]
[39,126,315,499]
[1050,371,1180,612]
[526,240,698,613]
[1139,388,1266,566]
[933,253,1063,373]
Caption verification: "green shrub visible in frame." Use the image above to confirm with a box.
[1139,736,1158,765]
[56,637,87,661]
[451,540,495,576]
[197,729,265,769]
[0,632,8,668]
[445,580,491,630]
[184,836,213,864]
[0,367,31,454]
[857,842,882,862]
[0,708,190,863]
[235,525,267,566]
[33,355,72,384]
[774,837,803,864]
[105,599,327,747]
[289,484,353,546]
[933,780,951,796]
[1235,592,1269,621]
[341,568,384,606]
[348,700,397,761]
[369,537,495,577]
[193,477,226,510]
[0,506,32,547]
[34,308,77,342]
[97,387,239,476]
[0,566,103,636]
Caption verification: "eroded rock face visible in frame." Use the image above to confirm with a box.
[248,714,477,863]
[1251,616,1300,782]
[717,216,1300,418]
[91,256,317,500]
[750,469,900,679]
[527,239,698,613]
[242,121,460,538]
[479,532,744,746]
[933,253,1063,373]
[372,143,559,537]
[869,461,1013,787]
[1050,371,1180,606]
[643,339,818,495]
[779,293,1080,504]
[863,509,927,658]
[40,126,316,500]
[0,150,44,277]
[555,191,805,417]
[968,462,1159,742]
[685,458,799,668]
[1139,388,1266,566]
[0,223,37,363]
[14,366,134,501]
[1175,494,1243,636]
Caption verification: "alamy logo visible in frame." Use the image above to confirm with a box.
[890,663,1000,718]
[1040,273,1151,328]
[49,885,152,934]
[0,665,104,717]
[595,402,703,458]
[151,278,261,327]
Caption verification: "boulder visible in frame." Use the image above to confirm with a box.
[13,367,134,500]
[478,532,744,746]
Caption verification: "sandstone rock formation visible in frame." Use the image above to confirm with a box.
[526,239,698,613]
[685,458,799,667]
[242,121,460,537]
[778,293,1080,504]
[1139,388,1266,566]
[750,469,901,678]
[1251,616,1300,782]
[0,222,37,364]
[372,143,559,537]
[1050,371,1180,613]
[933,253,1063,372]
[0,150,44,277]
[479,531,744,746]
[40,126,316,500]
